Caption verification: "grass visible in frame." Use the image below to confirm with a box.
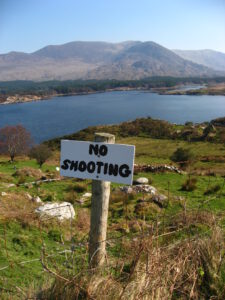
[0,134,225,298]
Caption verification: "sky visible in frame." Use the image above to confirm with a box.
[0,0,225,54]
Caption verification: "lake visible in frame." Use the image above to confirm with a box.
[0,91,224,143]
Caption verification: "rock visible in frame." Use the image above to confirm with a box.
[133,185,157,194]
[1,192,7,196]
[5,183,16,188]
[120,186,133,194]
[35,202,75,220]
[76,192,92,205]
[33,196,42,203]
[24,183,33,189]
[82,192,92,198]
[25,193,33,200]
[152,194,168,208]
[133,177,149,185]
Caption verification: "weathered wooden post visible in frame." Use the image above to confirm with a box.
[60,133,134,268]
[89,133,115,268]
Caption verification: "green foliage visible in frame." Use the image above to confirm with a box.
[171,147,194,167]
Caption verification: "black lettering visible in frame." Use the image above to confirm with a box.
[87,161,96,173]
[61,159,71,170]
[78,161,87,172]
[108,163,119,176]
[119,164,131,178]
[96,161,104,174]
[104,163,108,174]
[99,145,108,156]
[70,160,78,171]
[89,144,99,156]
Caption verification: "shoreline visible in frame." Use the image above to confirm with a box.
[1,84,225,105]
[0,87,151,105]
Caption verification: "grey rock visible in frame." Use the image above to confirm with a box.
[35,202,75,220]
[134,177,149,185]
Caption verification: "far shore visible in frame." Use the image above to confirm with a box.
[1,83,225,105]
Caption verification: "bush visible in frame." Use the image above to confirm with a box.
[171,147,194,167]
[181,177,197,191]
[29,144,52,167]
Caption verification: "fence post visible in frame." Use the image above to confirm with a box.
[89,133,115,268]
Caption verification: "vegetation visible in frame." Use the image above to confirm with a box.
[0,117,225,299]
[1,77,225,100]
[171,147,194,168]
[29,144,52,167]
[0,125,32,162]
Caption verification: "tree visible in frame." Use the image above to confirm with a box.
[0,125,32,161]
[29,144,52,167]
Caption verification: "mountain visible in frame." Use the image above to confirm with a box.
[173,49,225,72]
[0,41,221,81]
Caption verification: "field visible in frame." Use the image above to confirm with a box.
[0,126,225,299]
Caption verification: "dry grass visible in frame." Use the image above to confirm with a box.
[13,167,44,179]
[39,214,225,300]
[0,192,39,225]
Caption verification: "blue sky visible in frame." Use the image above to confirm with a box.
[0,0,225,54]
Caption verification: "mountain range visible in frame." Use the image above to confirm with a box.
[0,41,224,81]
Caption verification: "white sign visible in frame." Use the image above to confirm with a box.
[60,140,135,185]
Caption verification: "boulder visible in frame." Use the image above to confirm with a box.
[1,192,7,196]
[120,186,133,194]
[133,177,149,185]
[33,196,42,203]
[152,194,168,208]
[5,183,16,188]
[76,192,92,205]
[35,202,75,220]
[82,192,92,198]
[25,193,33,200]
[133,185,157,195]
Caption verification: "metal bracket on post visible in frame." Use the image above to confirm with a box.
[89,133,115,268]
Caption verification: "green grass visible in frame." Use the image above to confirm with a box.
[117,136,225,166]
[0,134,225,297]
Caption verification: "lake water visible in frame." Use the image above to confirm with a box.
[0,91,224,143]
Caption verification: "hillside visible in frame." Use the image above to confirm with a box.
[0,117,225,298]
[0,41,220,81]
[174,49,225,72]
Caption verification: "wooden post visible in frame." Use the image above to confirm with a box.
[89,133,115,268]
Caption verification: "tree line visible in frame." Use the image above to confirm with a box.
[1,77,225,97]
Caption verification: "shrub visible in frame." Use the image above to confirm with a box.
[29,144,52,167]
[171,147,194,168]
[181,177,197,191]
